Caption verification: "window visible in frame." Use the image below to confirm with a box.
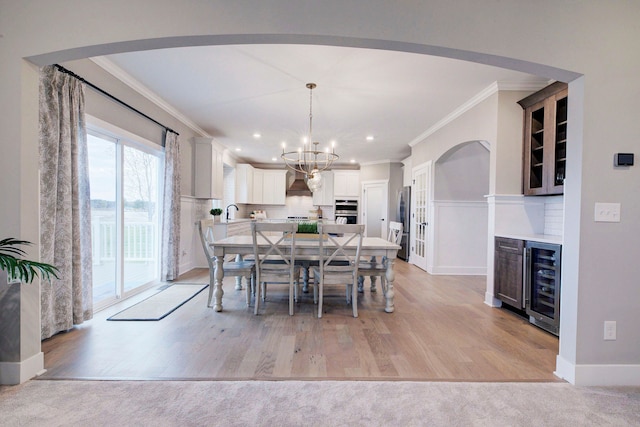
[87,121,164,310]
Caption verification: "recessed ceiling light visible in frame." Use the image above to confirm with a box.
[366,135,374,141]
[253,132,261,139]
[350,159,356,163]
[235,147,242,152]
[271,157,278,162]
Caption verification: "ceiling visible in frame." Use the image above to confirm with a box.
[102,44,546,167]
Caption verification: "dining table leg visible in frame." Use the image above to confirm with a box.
[301,262,310,293]
[384,258,396,313]
[234,254,243,290]
[212,256,225,312]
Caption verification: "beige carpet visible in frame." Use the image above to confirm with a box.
[1,380,638,426]
[108,284,208,321]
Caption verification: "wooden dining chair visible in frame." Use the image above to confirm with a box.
[251,222,301,315]
[357,221,403,295]
[312,223,364,318]
[197,219,256,308]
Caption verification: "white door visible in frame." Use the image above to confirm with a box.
[362,181,388,238]
[411,162,431,271]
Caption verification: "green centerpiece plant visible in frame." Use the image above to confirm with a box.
[297,221,318,234]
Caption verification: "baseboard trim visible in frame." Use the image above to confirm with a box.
[555,355,640,386]
[0,351,45,385]
[484,292,502,307]
[430,266,487,275]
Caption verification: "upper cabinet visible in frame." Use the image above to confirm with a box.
[333,170,360,198]
[312,171,334,206]
[235,164,254,204]
[252,168,264,204]
[518,82,568,196]
[194,138,224,199]
[262,169,287,205]
[236,165,287,205]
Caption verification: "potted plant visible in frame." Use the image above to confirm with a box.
[296,221,327,240]
[0,238,59,284]
[210,208,223,222]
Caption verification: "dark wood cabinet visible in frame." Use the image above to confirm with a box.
[494,237,524,309]
[518,82,568,196]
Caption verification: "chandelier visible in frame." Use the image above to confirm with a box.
[281,83,338,192]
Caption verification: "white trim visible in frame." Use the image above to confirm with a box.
[496,80,551,91]
[87,114,163,154]
[359,159,403,167]
[409,82,498,146]
[409,80,549,147]
[484,292,502,307]
[554,355,576,384]
[90,57,210,138]
[555,356,640,386]
[430,266,487,275]
[0,351,45,385]
[432,200,488,206]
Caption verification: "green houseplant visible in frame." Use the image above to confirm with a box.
[0,238,59,283]
[210,208,223,222]
[297,222,318,234]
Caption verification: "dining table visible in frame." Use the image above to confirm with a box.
[209,234,401,314]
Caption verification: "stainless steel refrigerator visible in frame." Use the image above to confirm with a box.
[396,187,411,260]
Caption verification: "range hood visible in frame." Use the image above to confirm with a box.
[286,171,313,197]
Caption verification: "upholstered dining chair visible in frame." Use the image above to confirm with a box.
[357,220,403,295]
[198,219,256,308]
[312,223,364,318]
[251,221,301,316]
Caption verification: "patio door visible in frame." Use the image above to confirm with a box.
[87,125,164,309]
[411,162,431,271]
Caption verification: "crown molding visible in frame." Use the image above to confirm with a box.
[409,79,550,147]
[90,56,211,138]
[359,159,404,167]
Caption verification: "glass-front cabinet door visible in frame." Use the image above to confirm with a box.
[525,241,561,335]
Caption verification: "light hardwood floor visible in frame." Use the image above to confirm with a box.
[41,261,561,381]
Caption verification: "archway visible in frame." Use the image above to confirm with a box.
[430,141,490,275]
[4,7,588,384]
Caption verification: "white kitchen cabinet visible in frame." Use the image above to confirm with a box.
[194,138,224,199]
[312,171,334,206]
[262,169,287,205]
[235,164,254,203]
[333,170,360,198]
[252,169,263,204]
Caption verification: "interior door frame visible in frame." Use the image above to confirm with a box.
[410,161,432,271]
[361,180,389,238]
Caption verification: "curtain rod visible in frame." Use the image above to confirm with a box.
[53,64,179,137]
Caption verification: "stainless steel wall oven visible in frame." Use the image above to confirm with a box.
[335,199,358,224]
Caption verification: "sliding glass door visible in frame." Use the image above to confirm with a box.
[87,127,163,309]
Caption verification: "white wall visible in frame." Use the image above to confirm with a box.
[2,0,640,386]
[431,142,489,275]
[434,142,489,201]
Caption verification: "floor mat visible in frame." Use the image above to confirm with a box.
[107,283,208,321]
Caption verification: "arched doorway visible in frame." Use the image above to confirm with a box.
[430,141,490,275]
[4,6,589,384]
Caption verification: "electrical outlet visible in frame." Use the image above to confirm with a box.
[604,320,617,340]
[594,203,621,222]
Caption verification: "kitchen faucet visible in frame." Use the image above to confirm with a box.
[226,204,239,221]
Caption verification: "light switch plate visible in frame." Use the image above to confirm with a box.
[604,321,617,340]
[594,202,621,222]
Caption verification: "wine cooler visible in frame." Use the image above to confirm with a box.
[524,241,562,335]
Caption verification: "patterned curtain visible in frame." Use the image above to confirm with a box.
[161,131,181,281]
[39,66,93,339]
